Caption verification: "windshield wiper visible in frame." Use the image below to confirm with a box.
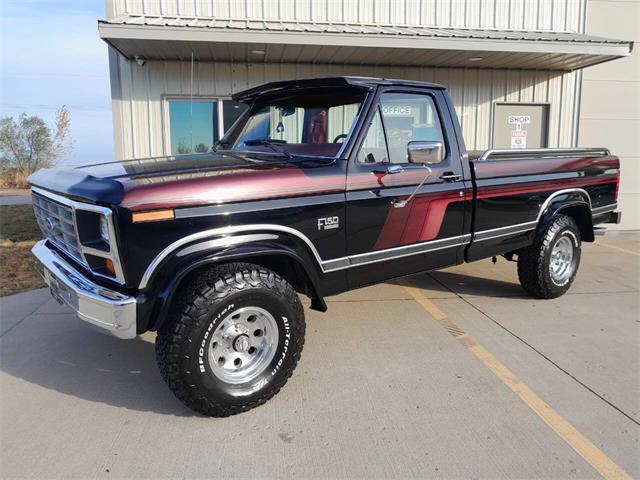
[242,139,292,159]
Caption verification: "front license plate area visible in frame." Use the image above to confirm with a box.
[49,279,65,305]
[43,267,67,306]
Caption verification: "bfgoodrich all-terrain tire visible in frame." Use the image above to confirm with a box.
[517,214,582,299]
[155,263,305,417]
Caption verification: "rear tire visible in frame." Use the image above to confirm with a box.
[155,263,305,417]
[517,214,581,299]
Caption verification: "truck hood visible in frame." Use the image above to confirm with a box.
[29,152,341,211]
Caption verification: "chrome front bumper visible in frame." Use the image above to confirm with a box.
[32,240,137,339]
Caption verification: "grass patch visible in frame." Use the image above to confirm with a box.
[0,204,44,296]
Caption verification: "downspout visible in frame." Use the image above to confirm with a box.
[572,0,588,147]
[105,0,116,20]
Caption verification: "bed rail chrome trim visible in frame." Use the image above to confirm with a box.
[475,148,610,162]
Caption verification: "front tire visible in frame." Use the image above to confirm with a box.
[517,214,581,299]
[155,263,305,417]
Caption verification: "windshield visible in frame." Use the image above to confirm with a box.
[228,89,366,158]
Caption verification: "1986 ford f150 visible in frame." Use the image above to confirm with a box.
[29,77,621,416]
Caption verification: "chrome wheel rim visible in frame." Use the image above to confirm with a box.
[207,306,279,384]
[549,235,575,284]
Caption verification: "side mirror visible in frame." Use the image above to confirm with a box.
[407,141,444,164]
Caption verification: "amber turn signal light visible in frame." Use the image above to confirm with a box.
[105,258,116,275]
[131,209,175,223]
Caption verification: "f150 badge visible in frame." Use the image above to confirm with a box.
[318,216,340,231]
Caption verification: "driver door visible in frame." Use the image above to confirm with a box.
[345,88,468,288]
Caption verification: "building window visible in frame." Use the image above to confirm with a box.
[166,98,247,155]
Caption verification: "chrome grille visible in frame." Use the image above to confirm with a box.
[32,192,85,265]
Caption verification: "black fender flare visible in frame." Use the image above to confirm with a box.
[536,189,594,242]
[138,231,327,332]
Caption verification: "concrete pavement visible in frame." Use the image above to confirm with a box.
[1,233,638,479]
[0,189,31,206]
[0,196,31,206]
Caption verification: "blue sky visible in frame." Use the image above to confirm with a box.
[0,0,114,165]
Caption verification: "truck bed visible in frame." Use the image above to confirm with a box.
[466,148,619,261]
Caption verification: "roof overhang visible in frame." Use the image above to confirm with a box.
[98,16,634,71]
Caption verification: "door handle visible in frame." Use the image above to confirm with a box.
[373,165,404,175]
[439,172,462,182]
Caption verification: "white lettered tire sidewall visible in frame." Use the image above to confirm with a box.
[517,214,582,299]
[156,263,305,416]
[187,289,299,402]
[545,229,580,288]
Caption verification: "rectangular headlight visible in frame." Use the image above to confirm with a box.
[99,215,110,242]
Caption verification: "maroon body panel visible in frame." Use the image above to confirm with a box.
[471,154,619,180]
[120,163,346,211]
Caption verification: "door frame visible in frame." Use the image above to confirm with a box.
[342,85,470,286]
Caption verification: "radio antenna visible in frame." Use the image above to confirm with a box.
[189,51,194,152]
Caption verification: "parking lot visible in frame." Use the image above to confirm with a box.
[1,233,638,479]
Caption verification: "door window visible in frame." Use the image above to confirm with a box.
[379,93,446,164]
[357,108,389,163]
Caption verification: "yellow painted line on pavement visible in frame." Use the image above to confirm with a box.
[596,242,640,257]
[402,283,632,480]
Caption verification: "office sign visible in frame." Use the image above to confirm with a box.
[382,105,413,116]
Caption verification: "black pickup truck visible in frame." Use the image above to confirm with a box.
[29,77,621,416]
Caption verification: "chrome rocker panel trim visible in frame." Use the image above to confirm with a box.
[591,204,617,215]
[138,223,471,289]
[32,240,137,339]
[323,234,471,272]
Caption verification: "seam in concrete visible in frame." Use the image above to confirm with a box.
[403,282,633,480]
[446,289,639,300]
[427,273,640,427]
[0,297,52,339]
[596,242,640,257]
[326,297,417,303]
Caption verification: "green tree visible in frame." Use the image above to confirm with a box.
[194,143,208,153]
[175,137,192,154]
[0,106,73,187]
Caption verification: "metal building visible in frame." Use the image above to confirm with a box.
[99,0,637,229]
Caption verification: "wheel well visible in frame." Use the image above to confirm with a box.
[557,204,595,242]
[174,254,326,312]
[242,254,320,300]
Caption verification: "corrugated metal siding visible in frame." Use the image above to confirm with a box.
[107,0,585,159]
[111,0,583,31]
[111,58,579,159]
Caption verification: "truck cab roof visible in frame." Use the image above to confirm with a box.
[233,76,446,102]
